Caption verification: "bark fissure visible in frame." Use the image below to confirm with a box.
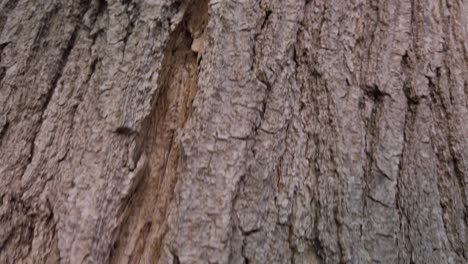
[110,1,207,262]
[28,1,89,164]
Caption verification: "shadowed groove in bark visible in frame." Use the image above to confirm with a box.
[0,1,98,262]
[0,0,18,33]
[428,66,468,260]
[18,0,94,183]
[0,0,18,84]
[110,1,208,263]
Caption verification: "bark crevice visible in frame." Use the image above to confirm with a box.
[109,1,208,262]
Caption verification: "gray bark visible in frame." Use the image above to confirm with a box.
[0,0,467,263]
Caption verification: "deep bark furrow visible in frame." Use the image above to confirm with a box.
[21,15,83,182]
[110,1,206,263]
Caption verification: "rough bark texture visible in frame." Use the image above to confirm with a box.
[0,0,467,263]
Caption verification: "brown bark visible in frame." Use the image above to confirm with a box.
[0,0,467,263]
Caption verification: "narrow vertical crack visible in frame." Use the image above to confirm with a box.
[20,0,94,183]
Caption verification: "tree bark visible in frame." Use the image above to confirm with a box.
[0,0,467,263]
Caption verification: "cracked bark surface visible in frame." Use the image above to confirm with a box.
[0,0,467,263]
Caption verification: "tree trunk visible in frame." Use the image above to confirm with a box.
[0,0,467,263]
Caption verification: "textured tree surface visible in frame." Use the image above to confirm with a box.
[0,0,467,263]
